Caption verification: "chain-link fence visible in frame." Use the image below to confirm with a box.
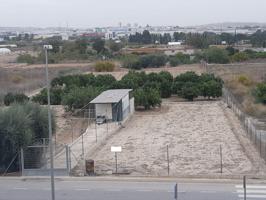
[21,139,70,176]
[223,87,266,161]
[68,121,122,175]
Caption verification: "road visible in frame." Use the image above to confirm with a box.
[0,178,265,200]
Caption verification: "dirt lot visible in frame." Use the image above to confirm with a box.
[90,100,266,176]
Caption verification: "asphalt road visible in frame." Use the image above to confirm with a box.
[0,178,265,200]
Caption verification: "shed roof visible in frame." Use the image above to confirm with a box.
[90,89,132,104]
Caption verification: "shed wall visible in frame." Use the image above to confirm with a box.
[95,104,112,120]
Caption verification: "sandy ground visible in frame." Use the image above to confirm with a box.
[52,106,89,145]
[89,100,266,176]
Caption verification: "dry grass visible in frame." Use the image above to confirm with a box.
[208,63,266,118]
[0,63,94,97]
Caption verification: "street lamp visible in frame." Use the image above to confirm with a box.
[43,45,55,200]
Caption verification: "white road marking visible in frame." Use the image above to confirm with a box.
[136,189,153,192]
[200,191,217,193]
[235,185,266,189]
[75,188,91,191]
[13,188,28,190]
[237,189,266,194]
[238,194,266,198]
[42,188,51,190]
[106,189,122,192]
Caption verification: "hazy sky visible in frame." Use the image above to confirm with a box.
[1,0,266,27]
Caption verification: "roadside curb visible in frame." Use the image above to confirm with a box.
[1,175,266,184]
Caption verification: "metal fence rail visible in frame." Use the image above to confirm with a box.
[21,140,70,176]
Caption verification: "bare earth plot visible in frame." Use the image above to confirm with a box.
[90,100,266,177]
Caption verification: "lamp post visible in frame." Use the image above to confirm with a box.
[44,45,55,200]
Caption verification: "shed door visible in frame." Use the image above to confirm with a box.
[112,101,123,122]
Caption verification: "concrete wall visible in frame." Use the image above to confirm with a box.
[130,98,135,114]
[122,94,129,111]
[122,94,131,119]
[95,104,112,120]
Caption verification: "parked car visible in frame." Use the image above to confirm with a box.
[96,116,106,125]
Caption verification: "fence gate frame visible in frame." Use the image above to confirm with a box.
[21,142,70,176]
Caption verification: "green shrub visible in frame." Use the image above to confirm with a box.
[179,82,200,101]
[118,71,147,90]
[95,61,115,72]
[62,87,101,111]
[203,47,230,64]
[32,88,63,105]
[169,53,192,66]
[175,71,200,83]
[254,83,266,104]
[17,54,36,64]
[173,72,222,100]
[121,54,141,69]
[93,74,117,88]
[231,52,249,62]
[122,54,167,69]
[4,93,29,106]
[237,75,252,86]
[139,54,167,68]
[51,74,96,88]
[0,103,55,173]
[134,88,161,110]
[200,80,222,99]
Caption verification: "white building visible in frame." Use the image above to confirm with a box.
[168,41,182,46]
[0,48,11,55]
[90,89,134,122]
[105,32,115,40]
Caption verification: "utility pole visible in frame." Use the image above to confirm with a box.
[115,152,118,174]
[44,45,55,200]
[243,176,247,200]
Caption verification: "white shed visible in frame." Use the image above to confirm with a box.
[90,89,134,122]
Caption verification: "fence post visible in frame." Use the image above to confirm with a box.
[259,131,262,156]
[95,123,98,143]
[68,146,72,172]
[167,145,170,176]
[65,145,70,173]
[220,145,223,174]
[20,148,24,176]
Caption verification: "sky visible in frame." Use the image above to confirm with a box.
[1,0,266,28]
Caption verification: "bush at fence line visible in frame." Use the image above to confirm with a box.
[4,93,29,106]
[237,75,253,86]
[0,102,56,173]
[254,83,266,104]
